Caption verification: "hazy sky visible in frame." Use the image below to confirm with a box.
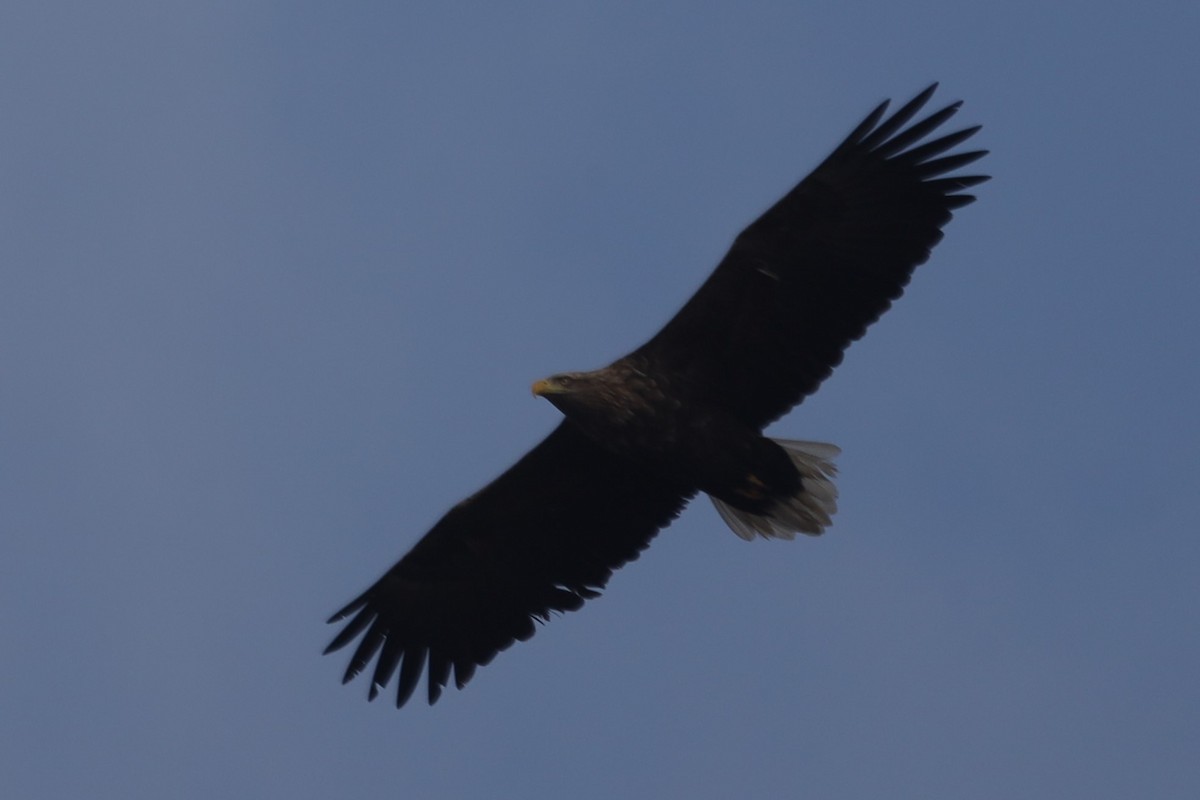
[3,3,1198,798]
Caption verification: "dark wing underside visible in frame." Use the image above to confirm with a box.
[324,422,692,707]
[629,83,989,429]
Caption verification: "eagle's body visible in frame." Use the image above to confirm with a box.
[325,84,988,707]
[533,365,836,536]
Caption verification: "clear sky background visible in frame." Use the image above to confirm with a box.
[3,3,1197,798]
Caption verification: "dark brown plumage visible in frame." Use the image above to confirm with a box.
[325,84,988,707]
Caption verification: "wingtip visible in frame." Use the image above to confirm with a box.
[326,593,368,624]
[853,98,891,141]
[341,666,361,685]
[324,629,357,656]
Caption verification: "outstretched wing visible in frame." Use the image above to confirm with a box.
[324,422,692,707]
[629,83,988,429]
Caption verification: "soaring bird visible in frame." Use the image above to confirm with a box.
[325,84,988,707]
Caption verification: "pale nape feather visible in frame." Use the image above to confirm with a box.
[710,439,840,540]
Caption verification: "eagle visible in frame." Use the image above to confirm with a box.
[325,84,988,707]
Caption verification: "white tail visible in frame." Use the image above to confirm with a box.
[710,439,840,541]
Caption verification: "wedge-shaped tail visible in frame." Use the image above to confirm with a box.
[711,439,840,540]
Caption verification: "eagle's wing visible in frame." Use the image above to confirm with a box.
[630,84,988,429]
[324,422,692,707]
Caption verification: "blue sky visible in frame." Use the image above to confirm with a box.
[3,2,1198,798]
